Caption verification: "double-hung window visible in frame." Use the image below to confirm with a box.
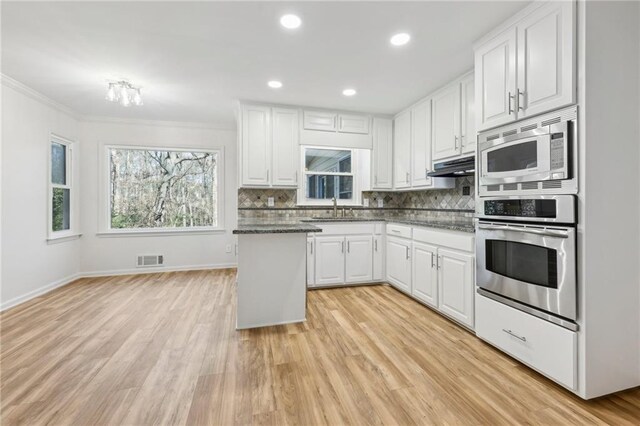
[49,136,75,239]
[301,147,357,205]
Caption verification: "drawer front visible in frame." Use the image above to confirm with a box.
[412,227,474,252]
[314,223,378,235]
[386,224,412,239]
[476,295,577,390]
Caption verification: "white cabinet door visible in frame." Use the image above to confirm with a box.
[432,83,461,161]
[271,107,299,187]
[386,236,411,294]
[241,105,271,186]
[411,242,438,308]
[315,236,345,285]
[373,235,383,281]
[438,248,475,328]
[475,27,517,131]
[517,1,575,118]
[345,236,373,283]
[460,75,477,156]
[411,100,433,187]
[338,114,370,134]
[303,110,337,132]
[307,237,315,288]
[371,118,393,190]
[393,110,411,189]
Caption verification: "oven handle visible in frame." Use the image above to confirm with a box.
[477,224,569,239]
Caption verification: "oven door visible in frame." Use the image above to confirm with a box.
[479,131,552,185]
[476,221,576,320]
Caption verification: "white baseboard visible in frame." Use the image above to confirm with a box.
[0,272,82,312]
[0,263,238,312]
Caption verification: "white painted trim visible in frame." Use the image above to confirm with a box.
[1,74,80,119]
[96,229,225,237]
[0,272,82,312]
[0,264,238,312]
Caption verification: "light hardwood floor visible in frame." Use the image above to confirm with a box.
[1,269,639,425]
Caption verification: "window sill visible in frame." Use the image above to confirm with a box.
[96,228,226,237]
[47,233,82,244]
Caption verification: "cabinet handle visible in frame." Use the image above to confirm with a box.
[508,92,515,115]
[406,246,410,259]
[430,252,435,268]
[341,241,344,253]
[454,135,458,149]
[295,170,298,183]
[374,175,378,185]
[406,172,410,183]
[502,328,527,342]
[267,169,270,182]
[347,241,350,253]
[374,239,378,251]
[437,255,441,269]
[517,89,525,111]
[310,241,313,254]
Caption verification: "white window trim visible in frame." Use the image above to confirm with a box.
[297,146,362,206]
[48,134,80,241]
[99,144,225,236]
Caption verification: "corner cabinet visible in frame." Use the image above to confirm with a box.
[371,118,393,190]
[239,104,299,188]
[475,0,575,131]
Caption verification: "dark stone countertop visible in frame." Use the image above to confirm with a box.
[301,217,475,233]
[232,223,322,235]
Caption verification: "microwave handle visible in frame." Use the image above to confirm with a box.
[477,224,569,239]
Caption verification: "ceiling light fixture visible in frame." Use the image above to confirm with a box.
[280,14,302,29]
[342,88,357,97]
[105,81,143,107]
[390,32,411,46]
[268,80,283,89]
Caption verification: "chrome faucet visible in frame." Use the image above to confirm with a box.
[332,197,338,218]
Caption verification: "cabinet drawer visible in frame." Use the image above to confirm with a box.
[413,227,474,252]
[303,110,337,132]
[386,224,412,239]
[476,295,577,390]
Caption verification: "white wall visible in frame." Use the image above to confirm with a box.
[1,80,82,309]
[78,119,238,275]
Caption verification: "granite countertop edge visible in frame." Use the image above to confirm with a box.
[299,218,475,233]
[232,224,322,234]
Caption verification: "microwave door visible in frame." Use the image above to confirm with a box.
[480,135,552,185]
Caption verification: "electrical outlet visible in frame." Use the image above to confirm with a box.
[363,199,370,207]
[377,199,384,208]
[267,197,275,207]
[225,245,232,253]
[462,186,471,196]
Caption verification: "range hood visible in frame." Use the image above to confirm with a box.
[427,156,475,177]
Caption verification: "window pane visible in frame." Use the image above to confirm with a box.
[51,143,66,185]
[305,149,351,173]
[306,175,353,200]
[109,149,217,229]
[52,188,70,231]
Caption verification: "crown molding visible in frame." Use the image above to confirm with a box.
[1,73,237,131]
[1,73,80,120]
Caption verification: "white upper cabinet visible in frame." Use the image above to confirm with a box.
[239,103,298,188]
[241,104,271,186]
[475,27,518,131]
[371,118,393,190]
[460,74,476,155]
[438,248,475,329]
[411,100,433,187]
[475,1,576,131]
[393,110,412,189]
[411,242,438,308]
[516,1,575,118]
[338,114,370,134]
[271,107,299,187]
[432,83,462,161]
[303,110,337,132]
[345,235,373,283]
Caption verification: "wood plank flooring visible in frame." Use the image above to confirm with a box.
[1,269,639,425]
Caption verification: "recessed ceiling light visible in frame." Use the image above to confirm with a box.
[342,88,357,97]
[390,32,411,46]
[268,80,283,89]
[280,14,301,29]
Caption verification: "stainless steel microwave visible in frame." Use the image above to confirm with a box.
[478,106,578,196]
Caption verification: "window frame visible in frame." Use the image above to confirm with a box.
[297,146,362,206]
[99,144,225,236]
[48,134,78,241]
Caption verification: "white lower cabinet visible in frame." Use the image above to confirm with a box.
[437,248,475,328]
[314,236,345,286]
[411,242,438,308]
[373,235,383,281]
[385,236,411,294]
[476,295,577,390]
[345,236,373,283]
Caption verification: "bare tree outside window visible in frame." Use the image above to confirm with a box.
[109,148,218,229]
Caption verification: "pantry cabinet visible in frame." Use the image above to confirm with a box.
[371,118,393,190]
[239,104,299,188]
[475,1,575,130]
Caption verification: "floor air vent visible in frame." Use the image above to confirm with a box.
[137,255,164,267]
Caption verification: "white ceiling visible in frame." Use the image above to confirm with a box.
[2,1,528,126]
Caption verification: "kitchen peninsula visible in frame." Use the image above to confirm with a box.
[232,223,321,329]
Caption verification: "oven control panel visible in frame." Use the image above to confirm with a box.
[484,199,556,218]
[478,195,577,224]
